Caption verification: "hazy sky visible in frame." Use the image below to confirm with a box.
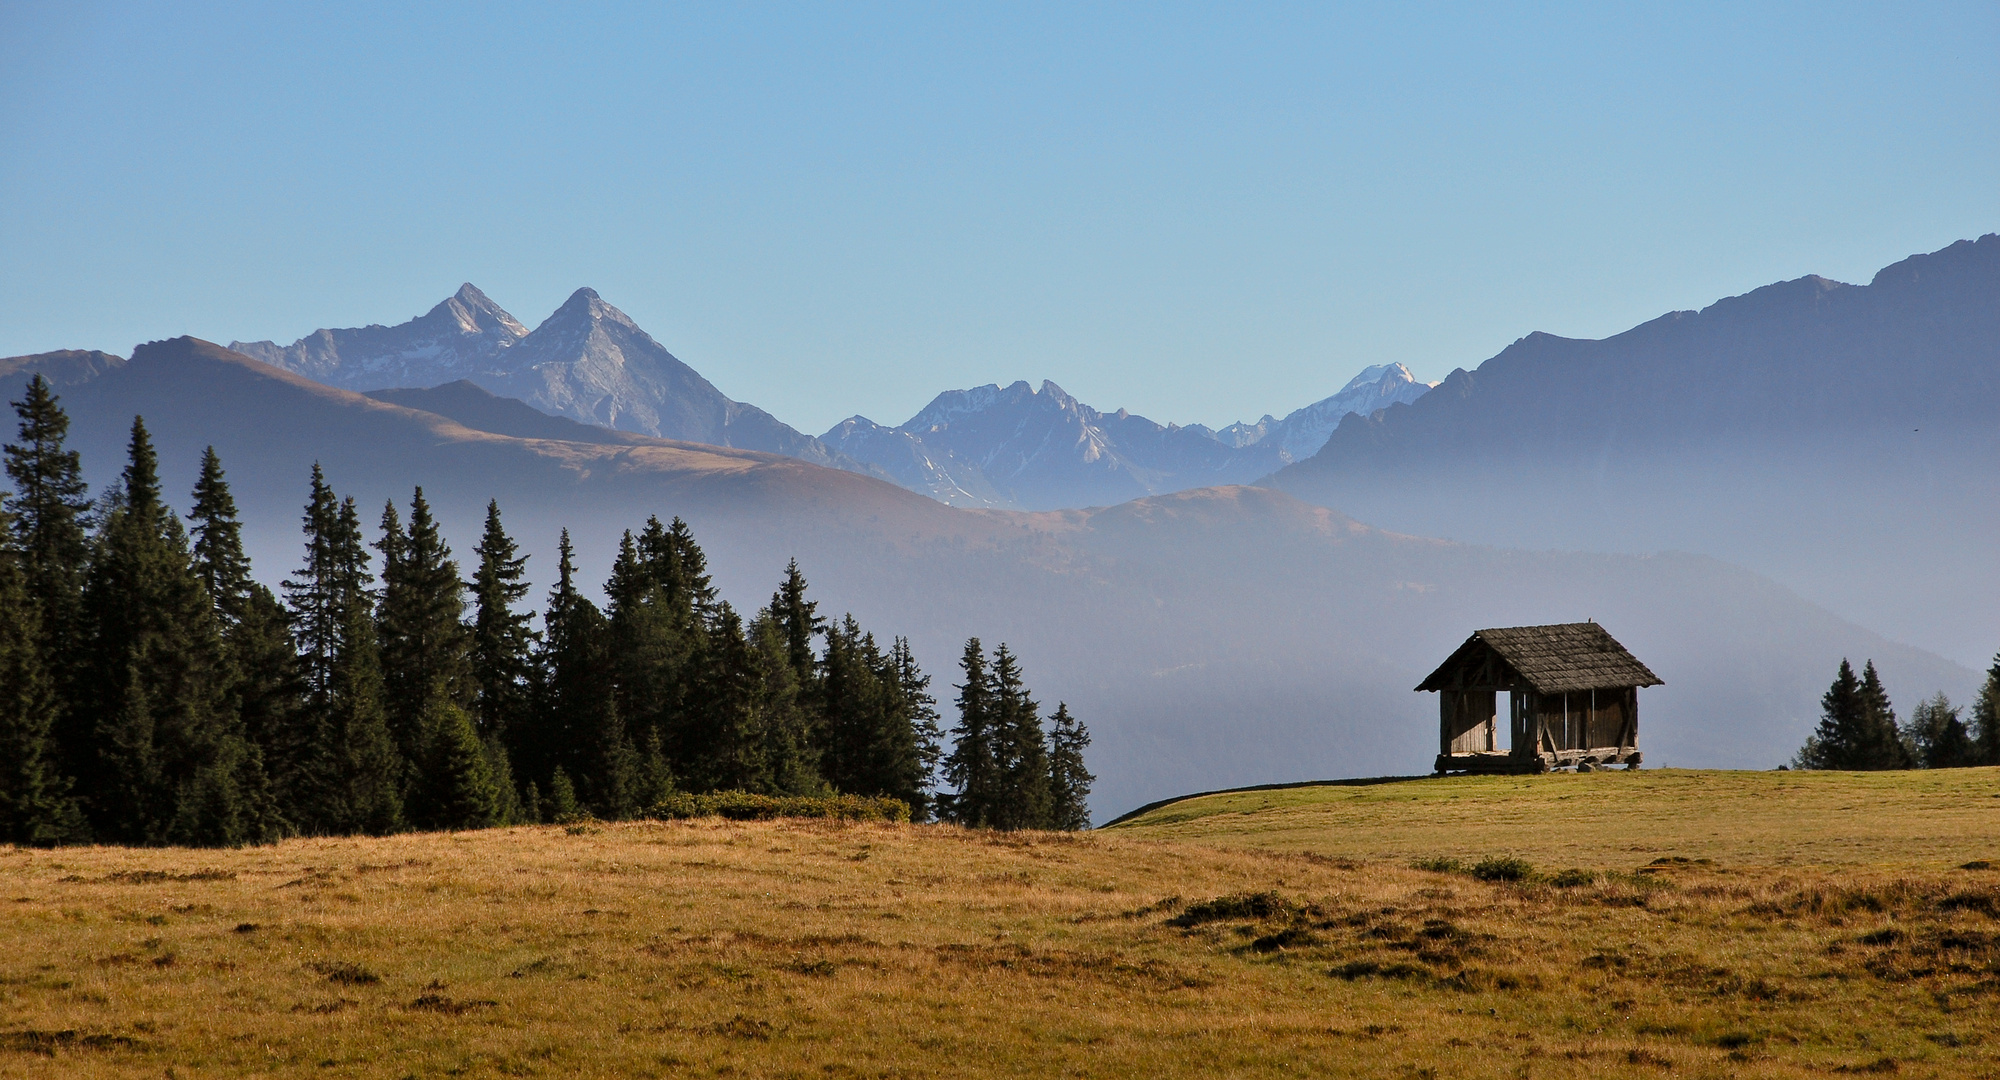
[2,2,1994,434]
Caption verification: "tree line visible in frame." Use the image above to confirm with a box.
[1792,656,2000,771]
[0,375,1092,846]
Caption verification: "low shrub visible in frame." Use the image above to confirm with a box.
[1549,868,1597,888]
[645,791,911,823]
[1471,856,1534,883]
[1167,892,1293,928]
[1410,856,1464,874]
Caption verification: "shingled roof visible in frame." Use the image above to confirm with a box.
[1415,622,1663,694]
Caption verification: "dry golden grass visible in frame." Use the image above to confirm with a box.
[2,768,1999,1078]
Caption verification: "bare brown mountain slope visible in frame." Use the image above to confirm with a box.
[0,339,1974,818]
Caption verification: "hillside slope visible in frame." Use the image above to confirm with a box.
[1268,234,2000,665]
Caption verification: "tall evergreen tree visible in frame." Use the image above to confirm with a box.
[746,609,823,795]
[1045,702,1094,831]
[469,500,535,743]
[1972,655,2000,767]
[1795,659,1863,770]
[1855,662,1911,770]
[1796,659,1911,771]
[891,636,944,821]
[988,645,1051,831]
[941,639,998,827]
[187,447,293,835]
[0,508,85,844]
[818,616,923,809]
[5,374,92,778]
[376,488,493,828]
[78,418,279,845]
[467,501,534,822]
[768,558,823,687]
[283,467,401,835]
[530,530,638,817]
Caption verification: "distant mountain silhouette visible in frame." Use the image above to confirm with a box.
[0,337,1972,816]
[1205,363,1434,462]
[1267,234,2000,664]
[233,285,866,472]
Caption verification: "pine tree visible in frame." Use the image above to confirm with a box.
[746,609,821,795]
[1045,703,1094,831]
[530,530,636,817]
[988,645,1051,831]
[605,529,687,771]
[0,509,85,844]
[376,488,481,825]
[187,447,292,837]
[1795,660,1863,770]
[468,501,535,823]
[469,500,535,743]
[1972,655,2000,767]
[78,418,278,845]
[1855,662,1911,770]
[817,616,923,808]
[768,559,823,688]
[283,467,402,835]
[941,639,998,827]
[891,637,944,821]
[5,374,92,781]
[417,701,502,831]
[1904,693,1975,769]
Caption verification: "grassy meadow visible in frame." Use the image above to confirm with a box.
[1,769,1998,1078]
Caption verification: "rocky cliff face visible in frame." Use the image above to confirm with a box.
[232,285,861,470]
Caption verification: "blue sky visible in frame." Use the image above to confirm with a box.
[2,2,1994,434]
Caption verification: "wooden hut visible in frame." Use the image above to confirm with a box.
[1416,622,1662,775]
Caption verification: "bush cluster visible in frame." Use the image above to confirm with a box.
[645,791,912,823]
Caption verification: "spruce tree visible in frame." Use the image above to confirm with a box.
[988,645,1051,831]
[1795,660,1864,770]
[891,636,944,821]
[284,467,402,835]
[768,558,823,687]
[818,616,922,809]
[605,529,687,771]
[1904,693,1975,769]
[690,602,768,792]
[1972,655,2000,767]
[941,639,997,827]
[187,447,292,835]
[5,374,92,780]
[531,530,637,817]
[376,488,485,825]
[0,511,85,844]
[417,701,502,831]
[1045,703,1094,831]
[79,418,278,845]
[746,608,821,795]
[1855,662,1911,770]
[469,501,535,745]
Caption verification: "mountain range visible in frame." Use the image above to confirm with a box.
[233,284,1433,512]
[232,285,859,471]
[820,364,1432,511]
[0,325,1982,818]
[4,232,1995,818]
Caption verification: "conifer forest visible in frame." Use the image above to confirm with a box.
[0,376,1093,847]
